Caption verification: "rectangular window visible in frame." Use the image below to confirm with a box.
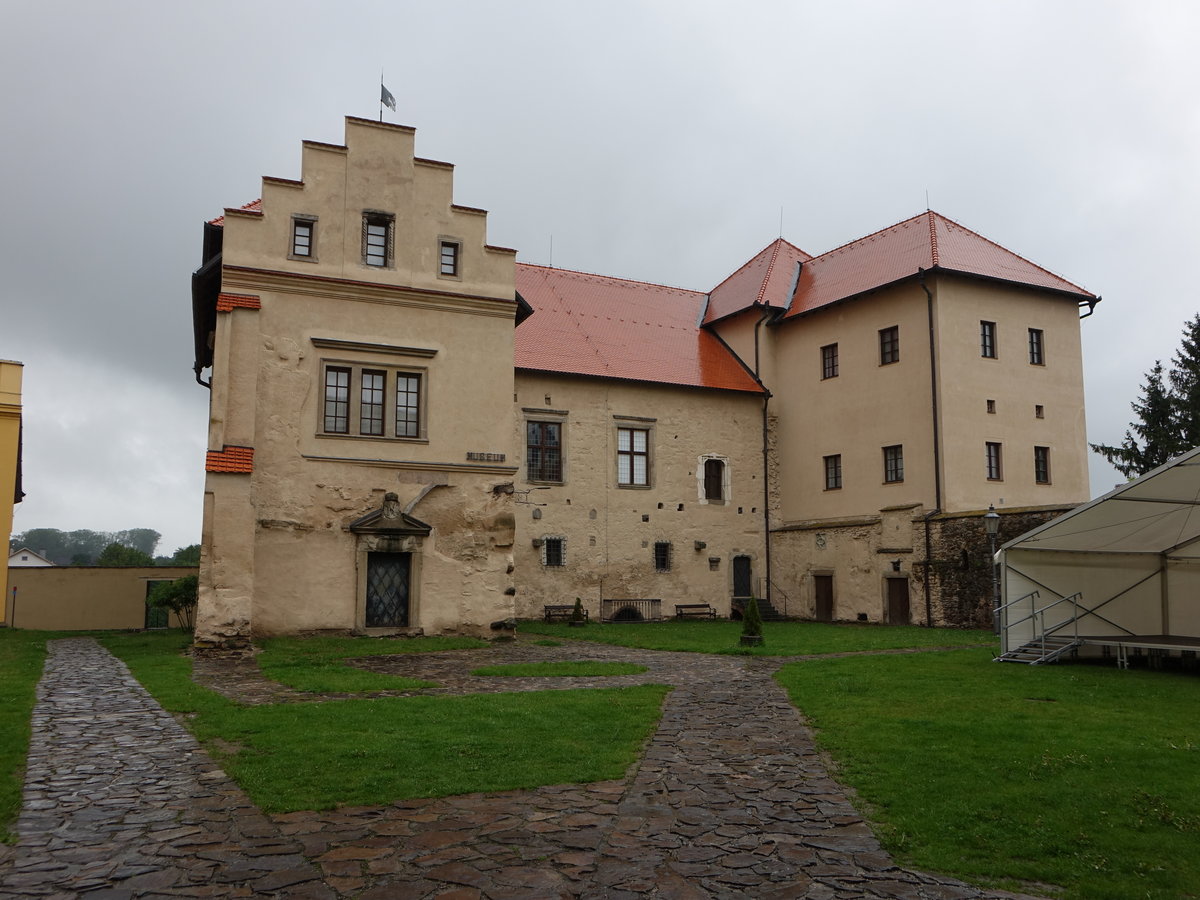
[617,427,650,486]
[821,343,839,379]
[986,442,1003,481]
[883,445,904,483]
[654,541,672,572]
[824,454,842,490]
[359,369,385,436]
[1035,404,1045,419]
[879,326,900,365]
[395,374,421,438]
[527,421,563,482]
[323,367,350,434]
[291,218,314,258]
[981,321,997,358]
[320,362,425,440]
[1029,328,1044,365]
[1035,446,1051,484]
[363,213,393,267]
[542,537,565,567]
[439,240,460,276]
[703,458,725,501]
[986,399,996,414]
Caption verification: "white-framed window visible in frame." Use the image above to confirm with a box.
[698,454,728,504]
[320,362,426,440]
[363,212,394,267]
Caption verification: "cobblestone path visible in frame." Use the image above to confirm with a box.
[0,637,1044,899]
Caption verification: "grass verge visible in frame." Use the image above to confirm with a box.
[521,619,994,656]
[470,661,648,677]
[100,631,668,812]
[0,630,48,843]
[256,634,487,692]
[776,649,1200,900]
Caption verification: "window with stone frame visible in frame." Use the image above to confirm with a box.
[320,362,425,440]
[542,536,566,567]
[439,240,461,276]
[703,458,725,501]
[654,541,672,572]
[363,212,394,267]
[291,217,316,259]
[527,421,563,483]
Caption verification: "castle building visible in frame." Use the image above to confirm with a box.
[191,118,1096,646]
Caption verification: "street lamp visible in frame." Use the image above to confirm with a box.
[984,504,1001,633]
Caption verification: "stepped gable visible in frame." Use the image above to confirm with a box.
[515,263,763,393]
[783,210,1096,320]
[703,238,813,326]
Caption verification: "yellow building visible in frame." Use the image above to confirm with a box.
[192,118,1097,643]
[0,359,24,625]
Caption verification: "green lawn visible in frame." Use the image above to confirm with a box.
[776,649,1200,900]
[256,634,487,692]
[0,630,48,843]
[99,632,668,813]
[521,619,995,655]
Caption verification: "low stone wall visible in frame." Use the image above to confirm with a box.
[3,566,197,631]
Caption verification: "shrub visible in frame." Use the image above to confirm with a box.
[147,574,198,632]
[741,596,764,639]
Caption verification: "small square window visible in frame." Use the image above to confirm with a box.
[439,240,460,276]
[363,213,393,267]
[1034,446,1051,484]
[986,442,1003,481]
[824,454,842,490]
[291,218,315,258]
[883,445,904,483]
[821,343,839,379]
[879,326,899,365]
[1035,404,1044,419]
[980,321,997,358]
[986,399,996,414]
[654,541,672,572]
[1028,328,1045,365]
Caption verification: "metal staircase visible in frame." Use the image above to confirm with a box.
[994,590,1085,665]
[995,634,1080,665]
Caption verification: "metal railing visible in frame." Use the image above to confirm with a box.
[600,598,663,623]
[998,590,1085,660]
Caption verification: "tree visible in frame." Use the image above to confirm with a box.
[1092,315,1200,477]
[169,544,201,566]
[97,542,154,567]
[147,575,198,631]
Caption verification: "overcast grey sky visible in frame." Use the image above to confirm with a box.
[2,0,1195,554]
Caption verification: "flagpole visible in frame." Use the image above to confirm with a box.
[380,68,384,122]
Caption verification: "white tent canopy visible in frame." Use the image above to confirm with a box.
[998,447,1200,657]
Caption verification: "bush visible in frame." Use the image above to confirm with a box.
[741,597,764,638]
[147,574,198,632]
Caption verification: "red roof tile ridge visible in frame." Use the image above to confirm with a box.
[709,238,810,296]
[804,211,933,265]
[208,198,262,227]
[928,211,1094,296]
[755,240,784,305]
[927,210,940,267]
[515,261,704,296]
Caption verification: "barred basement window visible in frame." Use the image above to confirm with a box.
[654,541,672,572]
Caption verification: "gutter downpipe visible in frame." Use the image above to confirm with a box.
[754,307,774,607]
[919,269,942,627]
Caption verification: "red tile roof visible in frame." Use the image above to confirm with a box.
[208,199,262,227]
[514,264,762,393]
[783,211,1095,320]
[216,293,261,312]
[704,239,812,325]
[205,445,255,474]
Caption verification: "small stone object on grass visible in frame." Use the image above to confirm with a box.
[570,597,587,627]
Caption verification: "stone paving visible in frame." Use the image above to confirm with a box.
[0,637,1046,899]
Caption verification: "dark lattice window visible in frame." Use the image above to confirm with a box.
[879,326,900,364]
[324,367,350,433]
[396,374,421,438]
[543,537,565,567]
[821,343,839,379]
[986,442,1003,481]
[1028,328,1044,365]
[360,369,385,436]
[654,541,672,572]
[1035,446,1051,484]
[981,321,997,358]
[824,454,842,490]
[527,421,563,482]
[883,445,904,483]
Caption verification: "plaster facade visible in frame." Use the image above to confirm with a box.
[0,359,22,624]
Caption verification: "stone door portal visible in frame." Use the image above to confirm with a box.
[366,552,411,627]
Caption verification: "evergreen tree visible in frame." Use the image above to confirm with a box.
[1092,315,1200,477]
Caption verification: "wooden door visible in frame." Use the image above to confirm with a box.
[814,575,834,622]
[886,577,910,624]
[733,555,753,598]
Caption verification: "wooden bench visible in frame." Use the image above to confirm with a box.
[675,603,717,620]
[544,604,588,623]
